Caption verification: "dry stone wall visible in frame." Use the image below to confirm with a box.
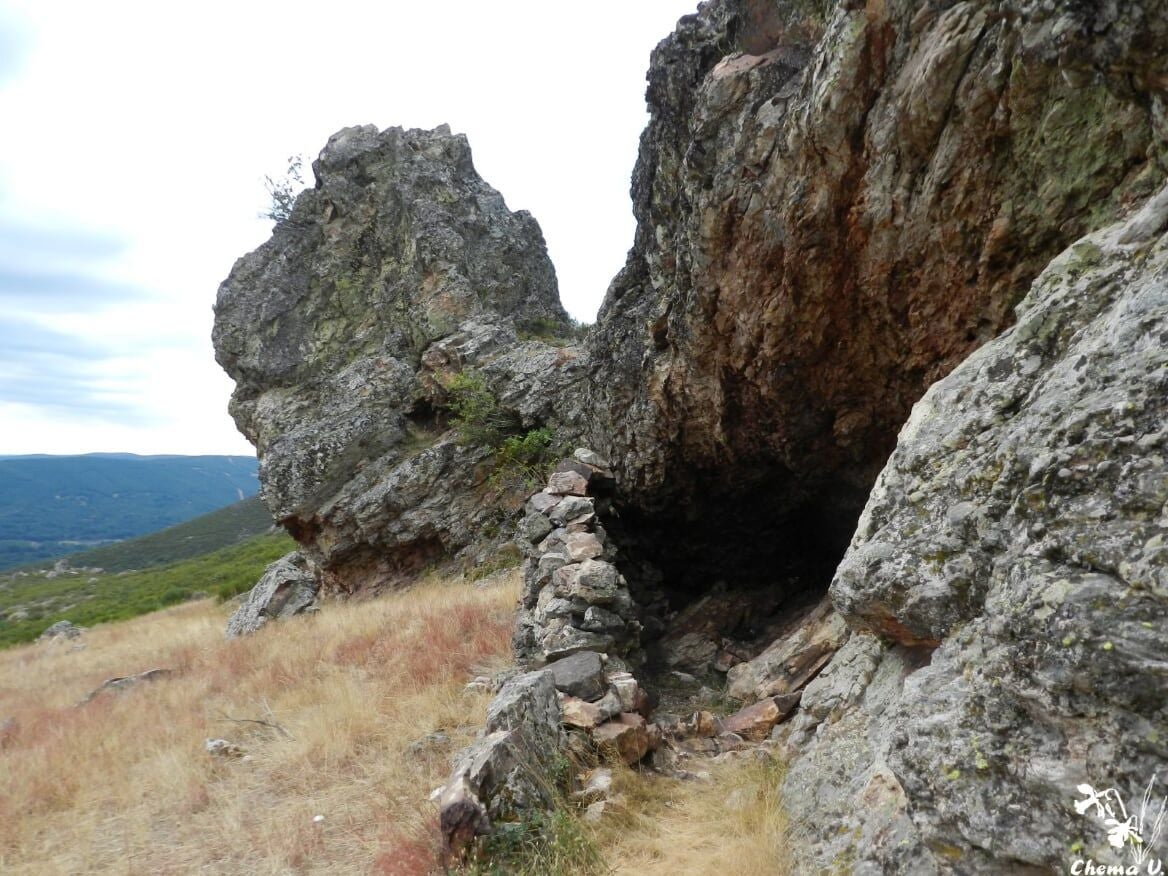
[437,449,667,857]
[513,449,642,665]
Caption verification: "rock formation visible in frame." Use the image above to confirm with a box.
[584,0,1167,616]
[436,669,565,860]
[513,449,642,665]
[574,3,1168,865]
[437,647,661,856]
[225,551,319,638]
[37,620,85,643]
[781,188,1168,872]
[572,5,1168,864]
[213,0,1168,871]
[213,125,583,593]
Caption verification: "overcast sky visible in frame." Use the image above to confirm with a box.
[0,0,697,456]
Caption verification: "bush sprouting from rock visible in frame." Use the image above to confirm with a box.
[443,371,559,485]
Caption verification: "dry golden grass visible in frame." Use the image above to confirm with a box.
[589,757,792,876]
[0,565,794,875]
[0,570,519,875]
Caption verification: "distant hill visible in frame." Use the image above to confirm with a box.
[0,528,295,649]
[62,495,276,573]
[0,454,260,570]
[0,495,292,647]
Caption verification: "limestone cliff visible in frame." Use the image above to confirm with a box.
[213,125,583,591]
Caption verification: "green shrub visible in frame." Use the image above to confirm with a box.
[465,543,524,581]
[445,371,519,449]
[496,427,557,486]
[442,371,560,487]
[516,317,591,345]
[0,531,294,649]
[159,588,190,606]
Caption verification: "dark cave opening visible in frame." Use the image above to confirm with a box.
[605,469,868,677]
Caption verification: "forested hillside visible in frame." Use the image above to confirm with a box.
[0,454,259,569]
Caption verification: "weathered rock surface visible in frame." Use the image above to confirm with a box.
[214,124,583,593]
[545,4,1167,868]
[209,3,1168,871]
[785,190,1168,871]
[225,551,319,638]
[725,596,847,701]
[572,767,614,804]
[593,712,653,766]
[545,650,606,701]
[437,670,564,857]
[560,696,606,730]
[78,668,174,706]
[720,695,797,742]
[584,0,1167,604]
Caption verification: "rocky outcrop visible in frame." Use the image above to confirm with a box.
[214,125,583,593]
[584,0,1167,602]
[210,3,1168,871]
[574,1,1168,871]
[225,551,320,637]
[436,670,565,858]
[725,596,847,701]
[783,189,1168,871]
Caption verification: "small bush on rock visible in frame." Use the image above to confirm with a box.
[445,371,519,449]
[443,372,559,485]
[496,427,557,484]
[261,154,306,222]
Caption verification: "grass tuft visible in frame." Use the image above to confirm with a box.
[461,808,605,876]
[589,757,792,875]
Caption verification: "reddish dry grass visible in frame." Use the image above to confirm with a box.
[372,817,444,876]
[0,570,519,875]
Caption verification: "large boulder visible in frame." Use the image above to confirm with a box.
[437,670,565,857]
[784,188,1168,871]
[214,125,584,592]
[225,551,320,637]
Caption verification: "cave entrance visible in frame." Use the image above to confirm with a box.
[606,468,867,681]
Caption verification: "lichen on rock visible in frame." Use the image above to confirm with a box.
[797,187,1168,872]
[582,0,1167,618]
[225,550,319,638]
[210,2,1168,871]
[213,124,584,594]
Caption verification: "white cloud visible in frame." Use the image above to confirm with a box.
[0,0,698,455]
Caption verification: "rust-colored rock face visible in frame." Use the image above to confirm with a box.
[586,0,1166,546]
[576,2,1168,870]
